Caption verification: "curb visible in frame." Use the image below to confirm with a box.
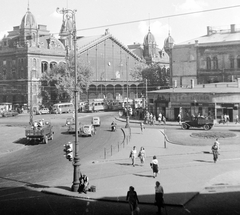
[41,188,184,207]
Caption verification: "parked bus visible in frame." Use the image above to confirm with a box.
[0,102,12,114]
[52,102,74,114]
[133,98,143,109]
[86,99,108,112]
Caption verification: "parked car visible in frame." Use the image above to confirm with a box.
[79,124,95,137]
[91,116,101,127]
[2,110,18,117]
[37,108,50,115]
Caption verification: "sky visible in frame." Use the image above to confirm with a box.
[1,0,240,49]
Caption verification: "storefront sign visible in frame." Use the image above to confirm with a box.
[171,93,212,103]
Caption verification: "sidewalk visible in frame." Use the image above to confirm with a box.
[42,123,240,208]
[1,117,240,211]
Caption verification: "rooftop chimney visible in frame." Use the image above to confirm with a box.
[191,79,194,89]
[195,40,199,47]
[207,26,212,36]
[174,80,177,88]
[231,24,235,33]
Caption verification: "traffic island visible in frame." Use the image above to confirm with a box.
[190,131,237,139]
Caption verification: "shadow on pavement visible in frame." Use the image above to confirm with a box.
[194,159,213,163]
[13,138,28,145]
[115,162,137,166]
[203,151,211,154]
[229,129,240,132]
[133,173,153,178]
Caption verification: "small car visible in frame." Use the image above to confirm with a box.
[91,116,101,127]
[79,124,95,137]
[37,108,50,115]
[66,117,75,133]
[2,110,18,117]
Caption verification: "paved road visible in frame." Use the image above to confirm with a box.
[1,114,240,214]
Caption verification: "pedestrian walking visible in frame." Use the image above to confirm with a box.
[138,147,146,164]
[150,155,159,178]
[158,113,162,125]
[140,122,145,133]
[126,186,140,215]
[177,113,181,125]
[153,115,156,125]
[214,138,220,150]
[236,114,239,124]
[155,181,164,215]
[129,146,137,167]
[212,141,219,163]
[162,116,166,124]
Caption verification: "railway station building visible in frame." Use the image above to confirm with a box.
[0,6,170,108]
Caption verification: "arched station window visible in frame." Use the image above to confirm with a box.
[212,56,218,70]
[206,57,211,70]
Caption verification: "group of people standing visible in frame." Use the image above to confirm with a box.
[143,111,166,125]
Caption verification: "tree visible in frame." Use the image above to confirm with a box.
[130,63,148,81]
[131,63,170,90]
[40,52,93,106]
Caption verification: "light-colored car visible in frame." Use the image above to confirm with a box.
[2,110,18,117]
[79,124,95,137]
[91,116,101,127]
[37,108,50,115]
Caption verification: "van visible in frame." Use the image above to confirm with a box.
[91,117,101,127]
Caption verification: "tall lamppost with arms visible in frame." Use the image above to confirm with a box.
[57,7,80,192]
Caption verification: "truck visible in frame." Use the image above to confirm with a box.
[181,116,214,130]
[25,120,54,144]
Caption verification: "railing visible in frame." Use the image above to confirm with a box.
[103,127,131,159]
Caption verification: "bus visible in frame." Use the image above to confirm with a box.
[0,103,12,114]
[52,102,74,114]
[86,99,108,112]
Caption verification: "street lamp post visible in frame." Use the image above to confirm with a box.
[29,69,33,125]
[125,56,129,128]
[57,7,80,192]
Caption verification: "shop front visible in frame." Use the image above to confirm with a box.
[148,82,240,122]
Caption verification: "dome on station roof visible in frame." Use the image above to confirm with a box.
[143,29,156,46]
[20,7,37,29]
[164,32,174,53]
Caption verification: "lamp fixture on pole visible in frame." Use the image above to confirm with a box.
[57,7,80,192]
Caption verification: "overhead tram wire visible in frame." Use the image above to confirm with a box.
[50,4,240,36]
[76,4,240,33]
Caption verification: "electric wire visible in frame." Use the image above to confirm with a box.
[76,4,240,33]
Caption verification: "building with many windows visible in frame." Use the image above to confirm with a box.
[1,7,173,109]
[172,24,240,87]
[0,7,66,109]
[0,7,146,108]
